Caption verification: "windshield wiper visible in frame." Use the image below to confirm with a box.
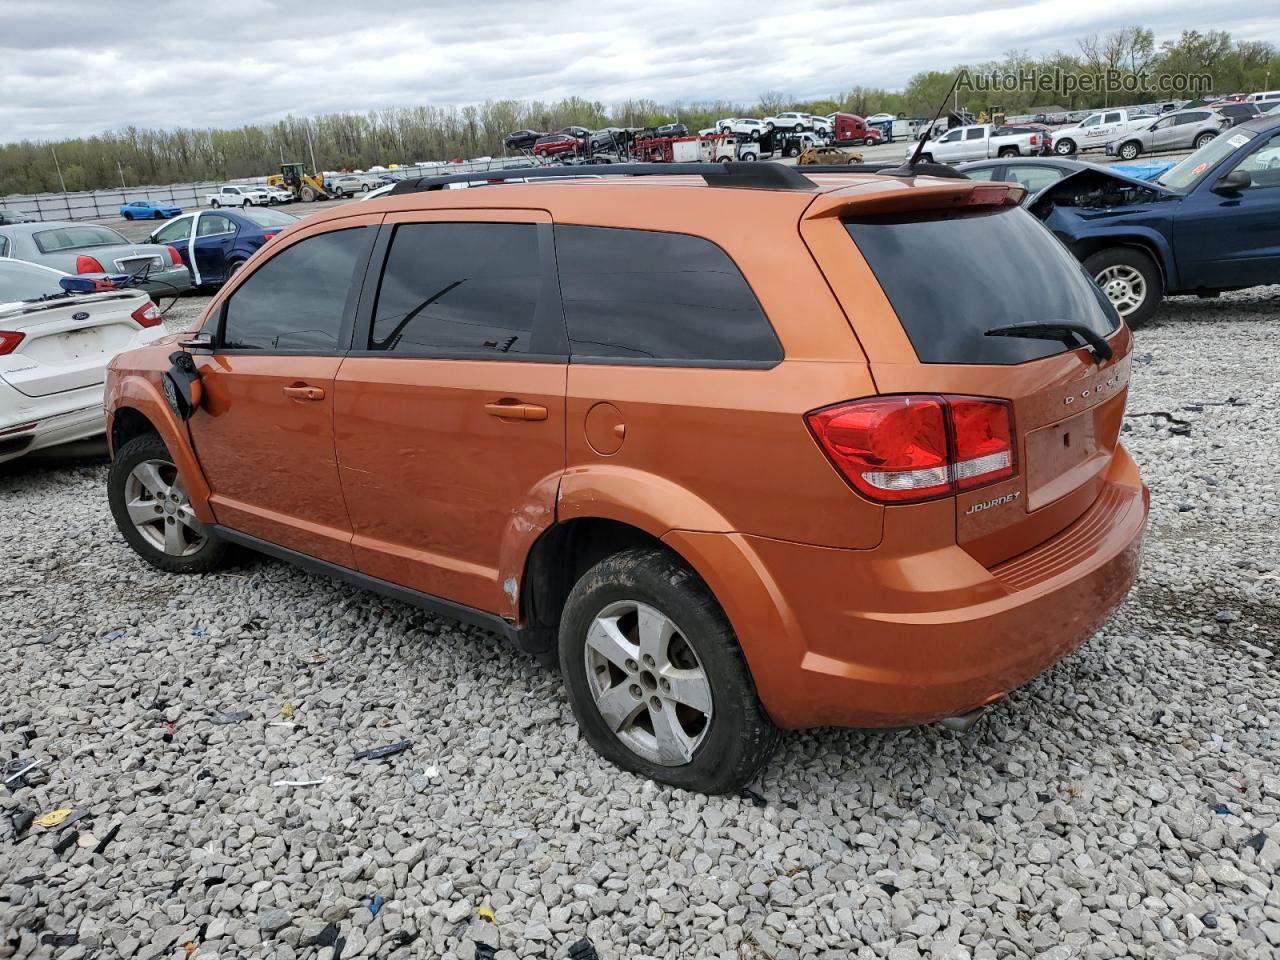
[984,320,1113,363]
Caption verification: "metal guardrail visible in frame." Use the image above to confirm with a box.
[0,157,536,222]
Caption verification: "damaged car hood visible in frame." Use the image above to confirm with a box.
[1028,166,1181,227]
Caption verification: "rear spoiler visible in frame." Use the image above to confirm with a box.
[805,180,1026,219]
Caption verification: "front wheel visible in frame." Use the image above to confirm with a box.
[1055,138,1076,156]
[1118,141,1141,161]
[1194,132,1217,149]
[154,211,165,219]
[559,548,781,794]
[1085,247,1163,328]
[108,434,231,574]
[242,199,251,208]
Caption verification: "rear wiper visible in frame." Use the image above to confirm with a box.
[984,321,1113,363]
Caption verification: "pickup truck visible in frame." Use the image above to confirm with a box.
[1051,109,1153,156]
[206,184,272,208]
[905,123,1043,163]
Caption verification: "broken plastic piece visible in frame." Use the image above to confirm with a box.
[12,810,35,836]
[94,823,121,854]
[368,893,384,916]
[34,808,72,828]
[2,758,43,784]
[568,938,600,960]
[281,703,295,719]
[210,710,252,725]
[272,777,331,788]
[353,741,411,761]
[474,946,496,960]
[477,906,496,924]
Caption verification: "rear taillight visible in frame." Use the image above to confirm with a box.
[1030,134,1038,144]
[75,255,105,273]
[807,395,1016,504]
[262,232,278,242]
[130,301,164,328]
[0,331,25,355]
[164,244,183,265]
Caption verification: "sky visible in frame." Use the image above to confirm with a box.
[3,0,1279,143]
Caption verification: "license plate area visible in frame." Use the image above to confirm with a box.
[1025,409,1108,511]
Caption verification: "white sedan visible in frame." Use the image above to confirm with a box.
[0,260,169,464]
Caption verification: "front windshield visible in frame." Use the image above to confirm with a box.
[0,261,66,302]
[1158,129,1257,190]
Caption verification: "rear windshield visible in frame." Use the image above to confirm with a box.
[239,207,297,228]
[33,225,128,253]
[844,206,1119,364]
[0,261,65,303]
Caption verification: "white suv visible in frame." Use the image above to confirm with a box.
[716,118,768,140]
[764,112,814,132]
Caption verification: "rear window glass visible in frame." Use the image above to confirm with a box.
[33,225,128,253]
[239,208,297,228]
[554,225,781,365]
[844,206,1119,364]
[0,261,65,302]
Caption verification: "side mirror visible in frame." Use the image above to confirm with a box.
[178,330,215,354]
[1212,169,1251,195]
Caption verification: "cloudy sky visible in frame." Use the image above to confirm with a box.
[3,0,1279,143]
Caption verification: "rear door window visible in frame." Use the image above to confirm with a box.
[554,225,781,365]
[844,206,1119,364]
[221,227,368,351]
[369,222,541,355]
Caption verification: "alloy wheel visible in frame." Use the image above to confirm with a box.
[123,459,206,557]
[1095,264,1146,318]
[582,599,713,766]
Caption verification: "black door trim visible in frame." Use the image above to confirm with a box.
[210,525,549,654]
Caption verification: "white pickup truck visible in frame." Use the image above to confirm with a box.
[206,184,273,208]
[1051,108,1153,156]
[906,124,1043,163]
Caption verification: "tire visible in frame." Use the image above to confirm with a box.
[765,122,775,131]
[226,258,246,280]
[998,147,1018,158]
[360,183,370,192]
[154,211,165,219]
[123,212,133,221]
[108,434,231,575]
[332,187,344,198]
[558,547,781,794]
[1084,247,1163,328]
[1118,141,1141,161]
[1055,138,1076,156]
[793,124,803,133]
[787,146,800,158]
[920,153,934,163]
[1194,132,1217,149]
[211,200,220,208]
[300,186,316,202]
[740,153,758,162]
[242,199,251,208]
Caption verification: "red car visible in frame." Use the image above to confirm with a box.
[532,127,588,158]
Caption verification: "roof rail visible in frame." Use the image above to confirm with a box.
[388,161,819,195]
[801,162,971,181]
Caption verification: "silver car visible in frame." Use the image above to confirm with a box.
[1106,109,1229,160]
[0,221,193,298]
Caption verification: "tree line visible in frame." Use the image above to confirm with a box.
[2,28,1276,196]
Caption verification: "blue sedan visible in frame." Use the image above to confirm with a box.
[144,207,297,286]
[120,199,183,221]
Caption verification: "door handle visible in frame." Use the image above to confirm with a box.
[484,400,547,421]
[283,384,325,401]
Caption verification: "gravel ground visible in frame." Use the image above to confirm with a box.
[2,289,1279,960]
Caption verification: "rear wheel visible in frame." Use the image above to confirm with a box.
[997,147,1018,158]
[227,258,246,280]
[211,200,220,208]
[108,434,231,574]
[1194,131,1217,149]
[1085,247,1162,328]
[559,548,780,794]
[1118,141,1141,160]
[242,199,251,208]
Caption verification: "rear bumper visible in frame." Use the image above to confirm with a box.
[666,446,1148,729]
[0,381,105,464]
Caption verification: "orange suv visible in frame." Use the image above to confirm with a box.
[104,163,1148,794]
